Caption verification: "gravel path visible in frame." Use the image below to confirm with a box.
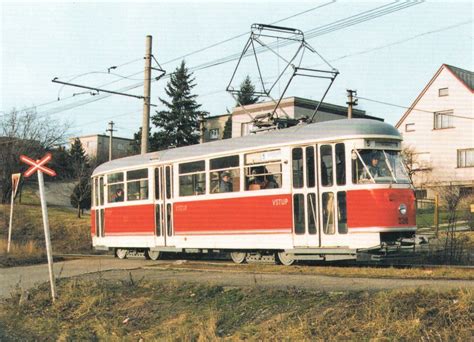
[1,257,472,298]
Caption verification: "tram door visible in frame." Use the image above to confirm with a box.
[318,143,348,247]
[291,146,319,247]
[95,176,105,238]
[154,165,174,246]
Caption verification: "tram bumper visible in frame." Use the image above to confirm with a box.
[356,235,429,262]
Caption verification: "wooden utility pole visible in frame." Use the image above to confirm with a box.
[434,194,439,237]
[346,89,357,119]
[106,121,116,161]
[141,35,152,154]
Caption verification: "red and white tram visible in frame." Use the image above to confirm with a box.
[90,119,416,264]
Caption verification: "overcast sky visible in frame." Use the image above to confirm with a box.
[1,0,472,140]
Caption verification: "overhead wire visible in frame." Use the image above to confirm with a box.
[160,0,337,66]
[1,1,425,124]
[357,96,474,120]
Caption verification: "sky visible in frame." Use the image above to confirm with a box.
[1,0,472,140]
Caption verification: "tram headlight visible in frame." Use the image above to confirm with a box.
[399,203,407,215]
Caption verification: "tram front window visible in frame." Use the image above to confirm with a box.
[352,149,410,184]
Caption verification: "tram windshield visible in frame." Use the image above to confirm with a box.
[352,149,410,184]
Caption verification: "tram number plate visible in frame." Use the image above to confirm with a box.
[398,217,408,224]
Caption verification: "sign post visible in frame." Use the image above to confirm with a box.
[7,173,21,253]
[20,153,57,302]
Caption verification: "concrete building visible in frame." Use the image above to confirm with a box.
[202,96,380,143]
[72,134,135,162]
[231,97,379,138]
[395,64,473,197]
[202,113,231,142]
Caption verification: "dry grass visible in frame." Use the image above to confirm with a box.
[0,239,46,267]
[151,260,474,280]
[0,185,92,266]
[0,278,472,341]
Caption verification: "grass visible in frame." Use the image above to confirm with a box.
[0,240,47,267]
[416,209,472,228]
[0,184,92,267]
[151,259,474,280]
[0,278,471,341]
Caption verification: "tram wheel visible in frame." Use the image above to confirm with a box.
[230,252,247,264]
[276,251,295,266]
[145,249,161,261]
[115,248,129,259]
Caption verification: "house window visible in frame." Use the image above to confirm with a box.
[438,87,449,97]
[457,149,474,168]
[405,123,415,132]
[415,189,427,199]
[434,111,454,129]
[209,128,219,140]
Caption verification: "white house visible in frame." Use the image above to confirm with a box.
[395,64,473,197]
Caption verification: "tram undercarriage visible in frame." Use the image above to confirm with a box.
[104,231,428,266]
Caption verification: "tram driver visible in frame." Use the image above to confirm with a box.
[361,152,386,181]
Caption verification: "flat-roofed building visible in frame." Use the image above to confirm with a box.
[72,134,134,163]
[203,96,381,143]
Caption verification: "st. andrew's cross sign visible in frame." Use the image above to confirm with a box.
[19,152,57,301]
[20,153,57,177]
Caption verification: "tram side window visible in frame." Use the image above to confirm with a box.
[127,169,149,201]
[179,160,206,196]
[335,143,346,186]
[293,194,305,235]
[210,155,240,193]
[244,150,282,190]
[107,172,124,203]
[165,166,172,199]
[292,148,304,188]
[307,193,317,234]
[322,192,335,234]
[154,168,161,200]
[337,192,347,234]
[306,146,315,188]
[94,178,99,206]
[320,145,333,186]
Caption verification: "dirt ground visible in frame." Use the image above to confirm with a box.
[1,257,473,298]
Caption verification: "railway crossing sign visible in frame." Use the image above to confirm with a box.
[20,153,57,177]
[7,173,22,253]
[19,153,57,301]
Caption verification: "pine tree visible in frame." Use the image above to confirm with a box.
[237,75,259,106]
[151,60,208,148]
[69,138,87,166]
[223,115,232,139]
[69,138,91,218]
[70,177,92,218]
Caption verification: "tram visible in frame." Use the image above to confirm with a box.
[90,119,416,264]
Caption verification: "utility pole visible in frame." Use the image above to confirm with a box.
[346,89,357,119]
[141,35,152,154]
[106,121,116,161]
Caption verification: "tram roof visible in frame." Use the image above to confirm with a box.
[93,119,400,176]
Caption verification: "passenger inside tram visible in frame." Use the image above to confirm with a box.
[247,166,280,190]
[219,171,233,193]
[114,188,124,202]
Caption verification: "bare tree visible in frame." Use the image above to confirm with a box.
[70,160,94,218]
[436,183,467,264]
[0,108,69,203]
[401,145,432,181]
